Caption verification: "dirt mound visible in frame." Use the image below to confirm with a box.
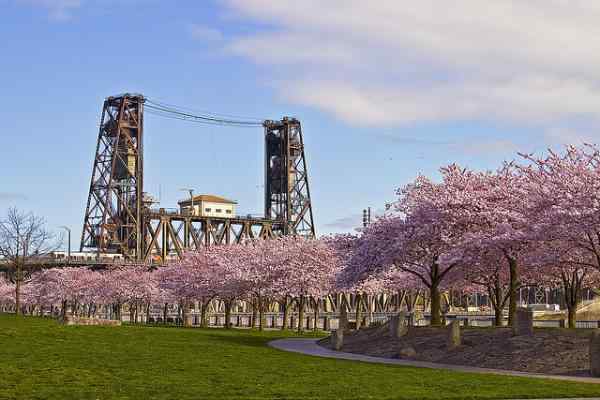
[319,325,593,376]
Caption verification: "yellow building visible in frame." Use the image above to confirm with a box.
[178,194,237,218]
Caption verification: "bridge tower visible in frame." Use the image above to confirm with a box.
[264,118,315,238]
[80,94,144,259]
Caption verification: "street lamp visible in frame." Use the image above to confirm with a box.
[59,226,71,263]
[180,188,194,216]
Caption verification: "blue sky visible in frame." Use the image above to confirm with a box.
[1,0,599,251]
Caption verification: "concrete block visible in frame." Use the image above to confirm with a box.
[447,320,461,349]
[389,311,408,338]
[399,346,416,358]
[513,308,533,336]
[331,329,344,351]
[339,308,349,332]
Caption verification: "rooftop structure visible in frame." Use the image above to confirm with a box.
[178,194,237,218]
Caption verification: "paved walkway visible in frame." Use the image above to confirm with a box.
[268,338,600,385]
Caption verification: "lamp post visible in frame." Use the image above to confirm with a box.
[59,226,71,263]
[180,188,194,216]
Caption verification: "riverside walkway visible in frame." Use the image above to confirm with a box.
[268,338,600,385]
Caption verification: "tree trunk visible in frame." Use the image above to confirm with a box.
[313,300,319,331]
[224,300,232,329]
[200,298,210,328]
[14,261,21,317]
[562,270,582,329]
[60,300,67,321]
[430,283,442,326]
[355,293,363,330]
[567,305,576,328]
[281,297,289,330]
[487,281,505,327]
[258,296,264,331]
[182,301,191,327]
[130,305,135,324]
[297,295,305,333]
[251,298,258,329]
[163,303,168,325]
[507,256,519,327]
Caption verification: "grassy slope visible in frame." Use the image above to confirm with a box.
[1,315,600,400]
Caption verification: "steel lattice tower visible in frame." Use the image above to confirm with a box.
[264,118,315,238]
[80,94,144,258]
[80,94,315,262]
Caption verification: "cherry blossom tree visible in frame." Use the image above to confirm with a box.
[434,164,534,326]
[347,173,467,326]
[518,145,600,327]
[0,278,15,312]
[277,236,340,332]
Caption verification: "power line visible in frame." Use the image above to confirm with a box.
[144,98,265,127]
[144,108,260,128]
[146,97,266,122]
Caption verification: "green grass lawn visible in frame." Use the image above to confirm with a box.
[1,315,600,399]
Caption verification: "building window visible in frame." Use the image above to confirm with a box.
[225,210,232,214]
[216,209,222,213]
[205,208,211,212]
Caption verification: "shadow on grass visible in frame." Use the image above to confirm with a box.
[200,329,327,349]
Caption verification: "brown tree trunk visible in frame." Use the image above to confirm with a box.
[430,283,442,326]
[313,299,319,331]
[355,293,363,330]
[487,280,506,327]
[200,298,211,328]
[281,296,289,330]
[258,296,264,331]
[130,305,135,324]
[251,298,258,328]
[14,262,21,317]
[297,295,305,333]
[563,270,582,329]
[163,303,168,325]
[224,300,232,329]
[507,256,519,327]
[183,301,191,327]
[60,300,67,321]
[567,305,576,328]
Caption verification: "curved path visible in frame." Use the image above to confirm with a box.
[268,338,600,385]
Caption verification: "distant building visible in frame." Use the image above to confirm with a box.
[178,194,237,218]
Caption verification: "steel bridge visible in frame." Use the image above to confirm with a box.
[79,94,315,262]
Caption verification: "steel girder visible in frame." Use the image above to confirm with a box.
[142,211,278,263]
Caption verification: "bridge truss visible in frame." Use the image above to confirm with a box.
[80,93,315,262]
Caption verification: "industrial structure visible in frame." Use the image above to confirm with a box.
[178,194,237,219]
[80,93,315,262]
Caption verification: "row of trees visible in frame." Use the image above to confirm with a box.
[0,236,340,331]
[1,144,599,329]
[343,144,600,327]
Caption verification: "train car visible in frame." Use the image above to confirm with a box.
[49,252,125,263]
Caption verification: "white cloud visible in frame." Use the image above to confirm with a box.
[221,0,600,134]
[18,0,81,20]
[189,24,223,42]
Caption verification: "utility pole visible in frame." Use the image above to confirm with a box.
[60,226,71,263]
[180,188,195,215]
